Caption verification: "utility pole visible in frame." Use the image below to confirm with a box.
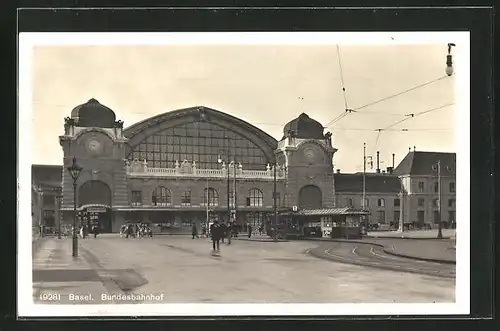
[206,179,209,227]
[362,143,367,229]
[437,160,443,239]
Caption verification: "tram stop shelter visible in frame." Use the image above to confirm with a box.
[279,207,369,239]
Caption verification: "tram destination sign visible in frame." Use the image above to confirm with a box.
[87,207,107,213]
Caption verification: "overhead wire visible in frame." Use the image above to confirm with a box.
[324,45,352,129]
[382,102,454,131]
[324,74,451,128]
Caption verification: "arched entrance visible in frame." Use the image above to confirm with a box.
[78,180,112,233]
[298,185,322,209]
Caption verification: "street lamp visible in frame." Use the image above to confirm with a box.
[445,43,456,76]
[218,137,232,225]
[55,195,63,239]
[67,157,83,257]
[37,188,44,237]
[432,160,443,239]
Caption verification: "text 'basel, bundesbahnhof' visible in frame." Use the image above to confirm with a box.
[32,99,456,235]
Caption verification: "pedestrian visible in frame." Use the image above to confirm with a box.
[210,220,221,254]
[220,222,227,243]
[201,225,207,238]
[92,224,98,238]
[192,223,199,239]
[227,222,232,245]
[248,223,252,238]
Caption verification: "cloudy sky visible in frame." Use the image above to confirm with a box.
[29,38,458,172]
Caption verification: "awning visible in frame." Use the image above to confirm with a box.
[280,207,369,216]
[60,204,111,211]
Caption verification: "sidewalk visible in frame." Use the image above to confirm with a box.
[32,238,113,304]
[233,234,288,242]
[305,237,456,264]
[366,229,455,239]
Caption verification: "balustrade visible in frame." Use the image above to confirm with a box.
[125,159,285,179]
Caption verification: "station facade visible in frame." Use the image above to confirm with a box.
[31,99,456,234]
[52,99,338,232]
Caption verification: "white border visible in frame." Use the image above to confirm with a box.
[18,32,470,317]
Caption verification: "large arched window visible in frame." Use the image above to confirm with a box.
[202,188,219,207]
[247,189,264,207]
[298,185,322,209]
[128,121,268,170]
[78,180,111,207]
[152,186,171,206]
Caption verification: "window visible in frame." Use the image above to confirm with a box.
[433,210,440,223]
[377,198,385,207]
[418,198,425,207]
[394,211,400,222]
[418,182,424,192]
[152,186,171,206]
[448,199,456,208]
[131,190,142,206]
[363,198,369,208]
[345,198,353,207]
[273,192,281,206]
[434,181,439,193]
[448,211,456,223]
[248,189,264,207]
[394,198,400,207]
[433,198,439,207]
[181,190,191,206]
[202,188,219,207]
[229,189,236,208]
[283,193,289,206]
[449,182,456,193]
[417,210,425,223]
[127,122,269,170]
[377,211,385,224]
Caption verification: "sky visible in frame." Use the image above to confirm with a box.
[30,41,457,172]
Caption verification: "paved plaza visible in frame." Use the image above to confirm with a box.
[32,235,455,304]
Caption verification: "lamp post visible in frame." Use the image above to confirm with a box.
[445,43,456,76]
[55,195,63,239]
[37,188,44,237]
[432,160,443,239]
[218,136,232,224]
[67,157,83,257]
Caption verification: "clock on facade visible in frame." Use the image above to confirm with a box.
[86,138,102,155]
[303,147,317,162]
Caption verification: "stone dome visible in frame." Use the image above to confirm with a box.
[283,113,325,139]
[70,98,116,128]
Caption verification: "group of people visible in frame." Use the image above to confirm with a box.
[189,220,258,254]
[119,222,153,239]
[78,224,99,239]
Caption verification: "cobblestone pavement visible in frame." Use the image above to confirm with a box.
[32,235,455,304]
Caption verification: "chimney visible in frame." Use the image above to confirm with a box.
[392,153,395,168]
[387,167,393,174]
[336,169,341,174]
[413,146,416,152]
[382,170,386,174]
[376,151,380,173]
[409,147,411,152]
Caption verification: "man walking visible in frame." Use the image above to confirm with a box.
[210,220,222,254]
[191,223,199,239]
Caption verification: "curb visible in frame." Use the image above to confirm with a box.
[235,238,289,243]
[364,235,452,240]
[382,248,456,265]
[303,238,455,265]
[307,248,455,279]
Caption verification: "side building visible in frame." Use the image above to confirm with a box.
[334,170,402,229]
[394,151,456,229]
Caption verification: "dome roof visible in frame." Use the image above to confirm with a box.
[283,113,324,139]
[70,98,116,128]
